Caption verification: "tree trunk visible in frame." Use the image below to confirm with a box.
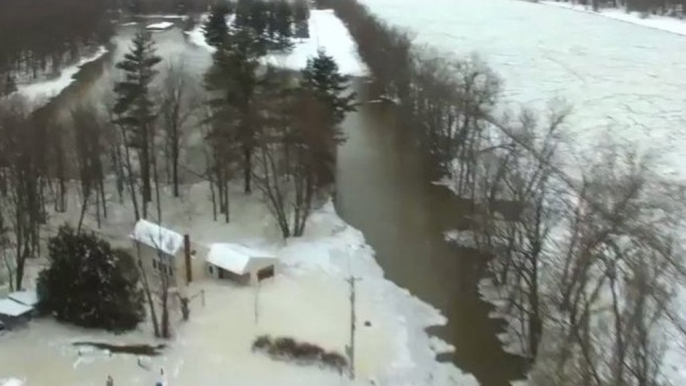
[137,245,160,337]
[121,124,140,221]
[172,128,180,197]
[244,146,252,194]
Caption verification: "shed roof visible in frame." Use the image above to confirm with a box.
[207,244,276,275]
[131,219,184,256]
[0,299,32,317]
[8,291,38,307]
[146,21,174,30]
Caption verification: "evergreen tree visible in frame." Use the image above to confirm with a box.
[247,0,269,38]
[205,27,266,195]
[37,225,145,332]
[293,0,310,39]
[203,3,230,48]
[299,50,357,188]
[301,50,356,125]
[113,30,162,219]
[273,0,294,50]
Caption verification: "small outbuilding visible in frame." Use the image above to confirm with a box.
[146,21,174,30]
[0,298,33,328]
[8,290,38,308]
[206,244,277,285]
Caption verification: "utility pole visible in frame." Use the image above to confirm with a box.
[346,276,360,380]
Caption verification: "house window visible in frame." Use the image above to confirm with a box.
[154,258,174,277]
[208,265,214,275]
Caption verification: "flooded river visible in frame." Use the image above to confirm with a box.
[336,89,527,386]
[44,19,526,386]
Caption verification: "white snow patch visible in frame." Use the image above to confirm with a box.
[146,21,174,30]
[428,336,456,355]
[444,229,477,249]
[0,379,24,386]
[186,10,367,76]
[264,9,368,76]
[12,46,108,108]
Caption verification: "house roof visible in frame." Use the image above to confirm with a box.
[8,291,38,307]
[0,298,32,317]
[131,219,185,256]
[207,244,276,275]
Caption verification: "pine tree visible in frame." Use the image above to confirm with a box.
[293,0,310,39]
[205,27,265,195]
[299,50,357,188]
[113,30,162,219]
[37,225,145,331]
[273,0,294,50]
[203,3,230,48]
[301,50,356,125]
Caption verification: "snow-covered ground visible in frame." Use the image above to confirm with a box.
[541,1,686,36]
[0,181,476,386]
[186,9,368,76]
[359,0,686,181]
[10,46,108,108]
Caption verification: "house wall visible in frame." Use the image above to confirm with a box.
[0,314,29,329]
[134,240,213,291]
[134,243,183,289]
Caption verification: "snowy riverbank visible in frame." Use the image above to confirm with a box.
[10,46,109,108]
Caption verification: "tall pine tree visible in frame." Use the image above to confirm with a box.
[299,50,357,188]
[301,49,356,125]
[203,3,230,48]
[113,30,161,219]
[205,24,268,195]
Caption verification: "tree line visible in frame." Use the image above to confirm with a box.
[0,0,113,96]
[552,0,686,14]
[328,0,686,385]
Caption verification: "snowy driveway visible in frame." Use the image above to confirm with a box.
[360,0,686,179]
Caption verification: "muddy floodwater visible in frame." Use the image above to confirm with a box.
[43,20,527,386]
[335,87,528,386]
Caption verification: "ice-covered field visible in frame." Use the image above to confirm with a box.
[0,181,476,386]
[186,9,368,76]
[360,0,686,180]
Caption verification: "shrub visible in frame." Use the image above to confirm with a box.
[37,225,145,331]
[252,335,348,373]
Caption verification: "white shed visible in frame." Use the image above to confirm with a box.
[206,244,277,285]
[8,291,39,308]
[0,298,33,328]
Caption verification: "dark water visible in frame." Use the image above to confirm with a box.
[43,19,211,123]
[335,86,528,386]
[46,21,527,386]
